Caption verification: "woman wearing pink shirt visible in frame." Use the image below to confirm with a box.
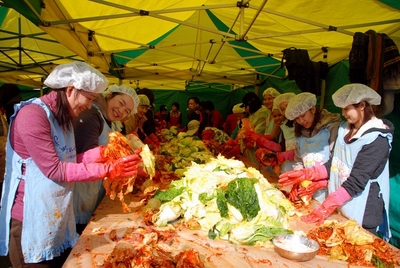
[0,62,142,267]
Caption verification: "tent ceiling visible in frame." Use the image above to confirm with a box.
[1,0,400,90]
[0,7,85,88]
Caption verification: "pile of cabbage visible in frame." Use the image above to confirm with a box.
[152,155,295,247]
[160,132,214,176]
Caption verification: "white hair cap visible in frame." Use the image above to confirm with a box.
[332,83,381,108]
[285,92,317,120]
[232,103,245,114]
[138,94,150,106]
[105,84,139,114]
[273,92,296,113]
[44,61,108,93]
[262,87,280,98]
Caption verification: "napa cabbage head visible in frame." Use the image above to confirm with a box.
[152,202,182,226]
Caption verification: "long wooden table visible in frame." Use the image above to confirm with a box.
[62,190,400,268]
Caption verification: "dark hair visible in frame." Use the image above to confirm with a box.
[294,108,321,137]
[137,88,154,104]
[0,83,20,107]
[353,101,374,125]
[188,96,200,106]
[172,102,180,109]
[202,100,215,111]
[54,88,74,131]
[105,91,124,101]
[160,105,167,112]
[242,92,262,114]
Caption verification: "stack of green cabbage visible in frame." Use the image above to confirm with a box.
[160,132,214,176]
[160,126,179,142]
[152,155,295,247]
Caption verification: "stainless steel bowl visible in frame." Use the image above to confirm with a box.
[273,234,319,262]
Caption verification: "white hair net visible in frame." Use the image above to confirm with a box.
[285,92,317,120]
[273,92,296,113]
[44,61,108,93]
[332,84,381,108]
[232,103,245,114]
[262,87,280,98]
[138,94,150,106]
[105,84,139,114]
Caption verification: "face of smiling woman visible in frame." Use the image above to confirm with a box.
[263,94,275,110]
[137,105,149,118]
[341,102,365,130]
[106,93,134,121]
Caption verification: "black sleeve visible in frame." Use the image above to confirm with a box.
[74,108,103,153]
[188,110,201,122]
[143,109,156,135]
[342,136,390,196]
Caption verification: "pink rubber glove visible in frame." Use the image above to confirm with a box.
[278,165,328,186]
[76,146,106,164]
[276,150,294,164]
[301,187,351,225]
[65,154,142,182]
[298,179,328,198]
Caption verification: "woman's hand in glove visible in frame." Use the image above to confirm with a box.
[107,154,142,179]
[288,184,300,202]
[301,187,351,225]
[278,165,328,186]
[298,180,328,198]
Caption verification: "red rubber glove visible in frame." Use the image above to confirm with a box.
[201,129,215,141]
[301,187,351,225]
[278,165,328,186]
[244,130,260,143]
[148,133,160,148]
[255,135,282,152]
[288,184,300,202]
[276,150,294,164]
[107,154,142,179]
[137,165,150,179]
[254,148,277,167]
[298,179,328,198]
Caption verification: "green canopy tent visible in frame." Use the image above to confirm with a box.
[0,6,85,89]
[2,0,399,91]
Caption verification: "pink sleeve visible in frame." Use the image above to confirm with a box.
[12,104,67,181]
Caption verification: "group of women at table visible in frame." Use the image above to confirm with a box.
[0,61,394,268]
[241,84,393,244]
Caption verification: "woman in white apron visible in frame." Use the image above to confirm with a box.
[279,84,393,241]
[73,84,139,234]
[0,62,142,267]
[284,92,341,203]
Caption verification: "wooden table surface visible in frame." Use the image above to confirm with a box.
[63,190,399,268]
